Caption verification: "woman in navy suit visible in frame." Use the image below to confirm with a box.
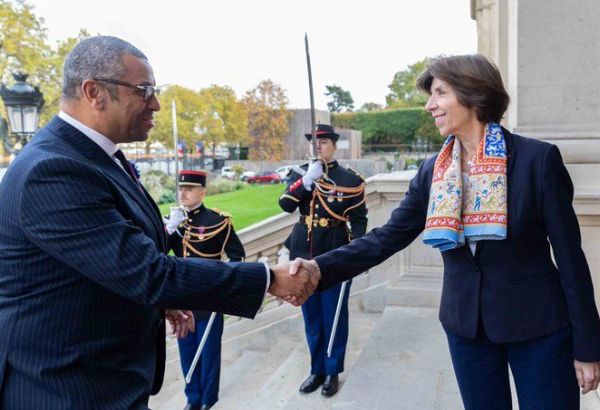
[294,54,600,409]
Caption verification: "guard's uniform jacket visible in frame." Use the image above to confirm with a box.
[167,204,245,320]
[166,203,244,407]
[279,160,368,376]
[279,160,368,259]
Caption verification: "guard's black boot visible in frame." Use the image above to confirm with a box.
[321,374,339,397]
[299,374,326,393]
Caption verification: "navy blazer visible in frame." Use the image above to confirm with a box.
[316,128,600,362]
[0,117,267,409]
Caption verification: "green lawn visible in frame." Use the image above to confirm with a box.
[159,184,286,230]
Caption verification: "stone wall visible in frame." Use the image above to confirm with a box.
[283,109,362,160]
[225,158,387,178]
[472,0,600,297]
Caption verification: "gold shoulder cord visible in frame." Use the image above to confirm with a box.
[181,217,232,259]
[314,180,366,222]
[305,179,366,242]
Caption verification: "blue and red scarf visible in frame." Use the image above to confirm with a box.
[423,123,507,251]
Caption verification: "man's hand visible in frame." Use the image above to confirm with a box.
[575,360,600,394]
[268,261,320,306]
[164,207,187,234]
[302,161,324,190]
[165,309,195,339]
[276,258,322,306]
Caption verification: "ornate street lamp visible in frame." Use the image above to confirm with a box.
[0,72,45,155]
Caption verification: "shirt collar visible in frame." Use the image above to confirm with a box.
[58,110,119,157]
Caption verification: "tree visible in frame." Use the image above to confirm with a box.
[197,85,248,157]
[40,30,90,125]
[242,80,290,161]
[0,2,91,126]
[359,102,383,112]
[0,0,49,84]
[325,84,354,112]
[150,85,203,151]
[386,58,429,108]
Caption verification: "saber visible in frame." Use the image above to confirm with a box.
[185,312,217,383]
[171,100,180,195]
[304,33,318,160]
[327,281,348,358]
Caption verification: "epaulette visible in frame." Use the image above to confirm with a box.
[348,167,365,181]
[212,208,232,218]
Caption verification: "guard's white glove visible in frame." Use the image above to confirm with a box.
[302,161,324,190]
[164,207,187,234]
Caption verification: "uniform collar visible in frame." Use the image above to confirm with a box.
[327,160,338,169]
[187,203,206,215]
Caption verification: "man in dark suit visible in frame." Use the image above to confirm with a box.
[0,36,317,409]
[165,170,246,410]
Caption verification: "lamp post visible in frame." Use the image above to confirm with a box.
[0,72,45,156]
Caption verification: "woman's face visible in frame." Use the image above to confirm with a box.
[425,78,477,137]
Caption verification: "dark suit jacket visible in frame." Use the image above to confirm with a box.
[0,117,267,409]
[316,128,600,362]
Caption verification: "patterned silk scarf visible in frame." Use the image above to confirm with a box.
[423,123,507,251]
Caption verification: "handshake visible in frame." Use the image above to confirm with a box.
[165,258,321,339]
[267,258,322,306]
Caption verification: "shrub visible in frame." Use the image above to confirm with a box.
[332,107,445,146]
[140,169,177,204]
[205,178,245,196]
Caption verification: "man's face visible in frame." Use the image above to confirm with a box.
[179,186,206,209]
[103,54,161,143]
[317,138,336,162]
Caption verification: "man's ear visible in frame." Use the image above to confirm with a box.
[81,79,105,109]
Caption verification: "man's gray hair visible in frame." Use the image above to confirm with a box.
[62,36,147,100]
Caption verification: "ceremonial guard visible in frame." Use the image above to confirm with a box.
[279,124,368,397]
[164,170,245,410]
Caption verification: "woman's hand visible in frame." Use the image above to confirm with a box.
[574,360,600,394]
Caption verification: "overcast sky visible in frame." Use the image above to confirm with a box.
[28,0,477,110]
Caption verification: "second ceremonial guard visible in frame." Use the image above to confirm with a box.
[279,124,368,397]
[164,170,245,410]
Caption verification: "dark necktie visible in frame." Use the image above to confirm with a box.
[114,149,143,191]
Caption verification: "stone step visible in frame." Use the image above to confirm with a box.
[332,306,466,409]
[215,349,283,409]
[244,346,308,409]
[151,303,381,409]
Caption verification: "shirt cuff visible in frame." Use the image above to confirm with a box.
[263,262,271,295]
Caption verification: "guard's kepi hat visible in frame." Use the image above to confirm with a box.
[178,170,207,187]
[304,124,340,142]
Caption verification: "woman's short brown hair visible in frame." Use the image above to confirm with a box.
[416,54,510,124]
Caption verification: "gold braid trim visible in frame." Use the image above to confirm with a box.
[313,181,366,222]
[316,180,365,194]
[280,193,300,203]
[182,217,232,258]
[182,218,229,242]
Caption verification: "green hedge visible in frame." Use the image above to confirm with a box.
[332,108,444,145]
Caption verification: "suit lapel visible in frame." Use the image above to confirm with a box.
[46,117,166,248]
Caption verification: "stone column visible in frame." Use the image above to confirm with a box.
[474,0,600,297]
